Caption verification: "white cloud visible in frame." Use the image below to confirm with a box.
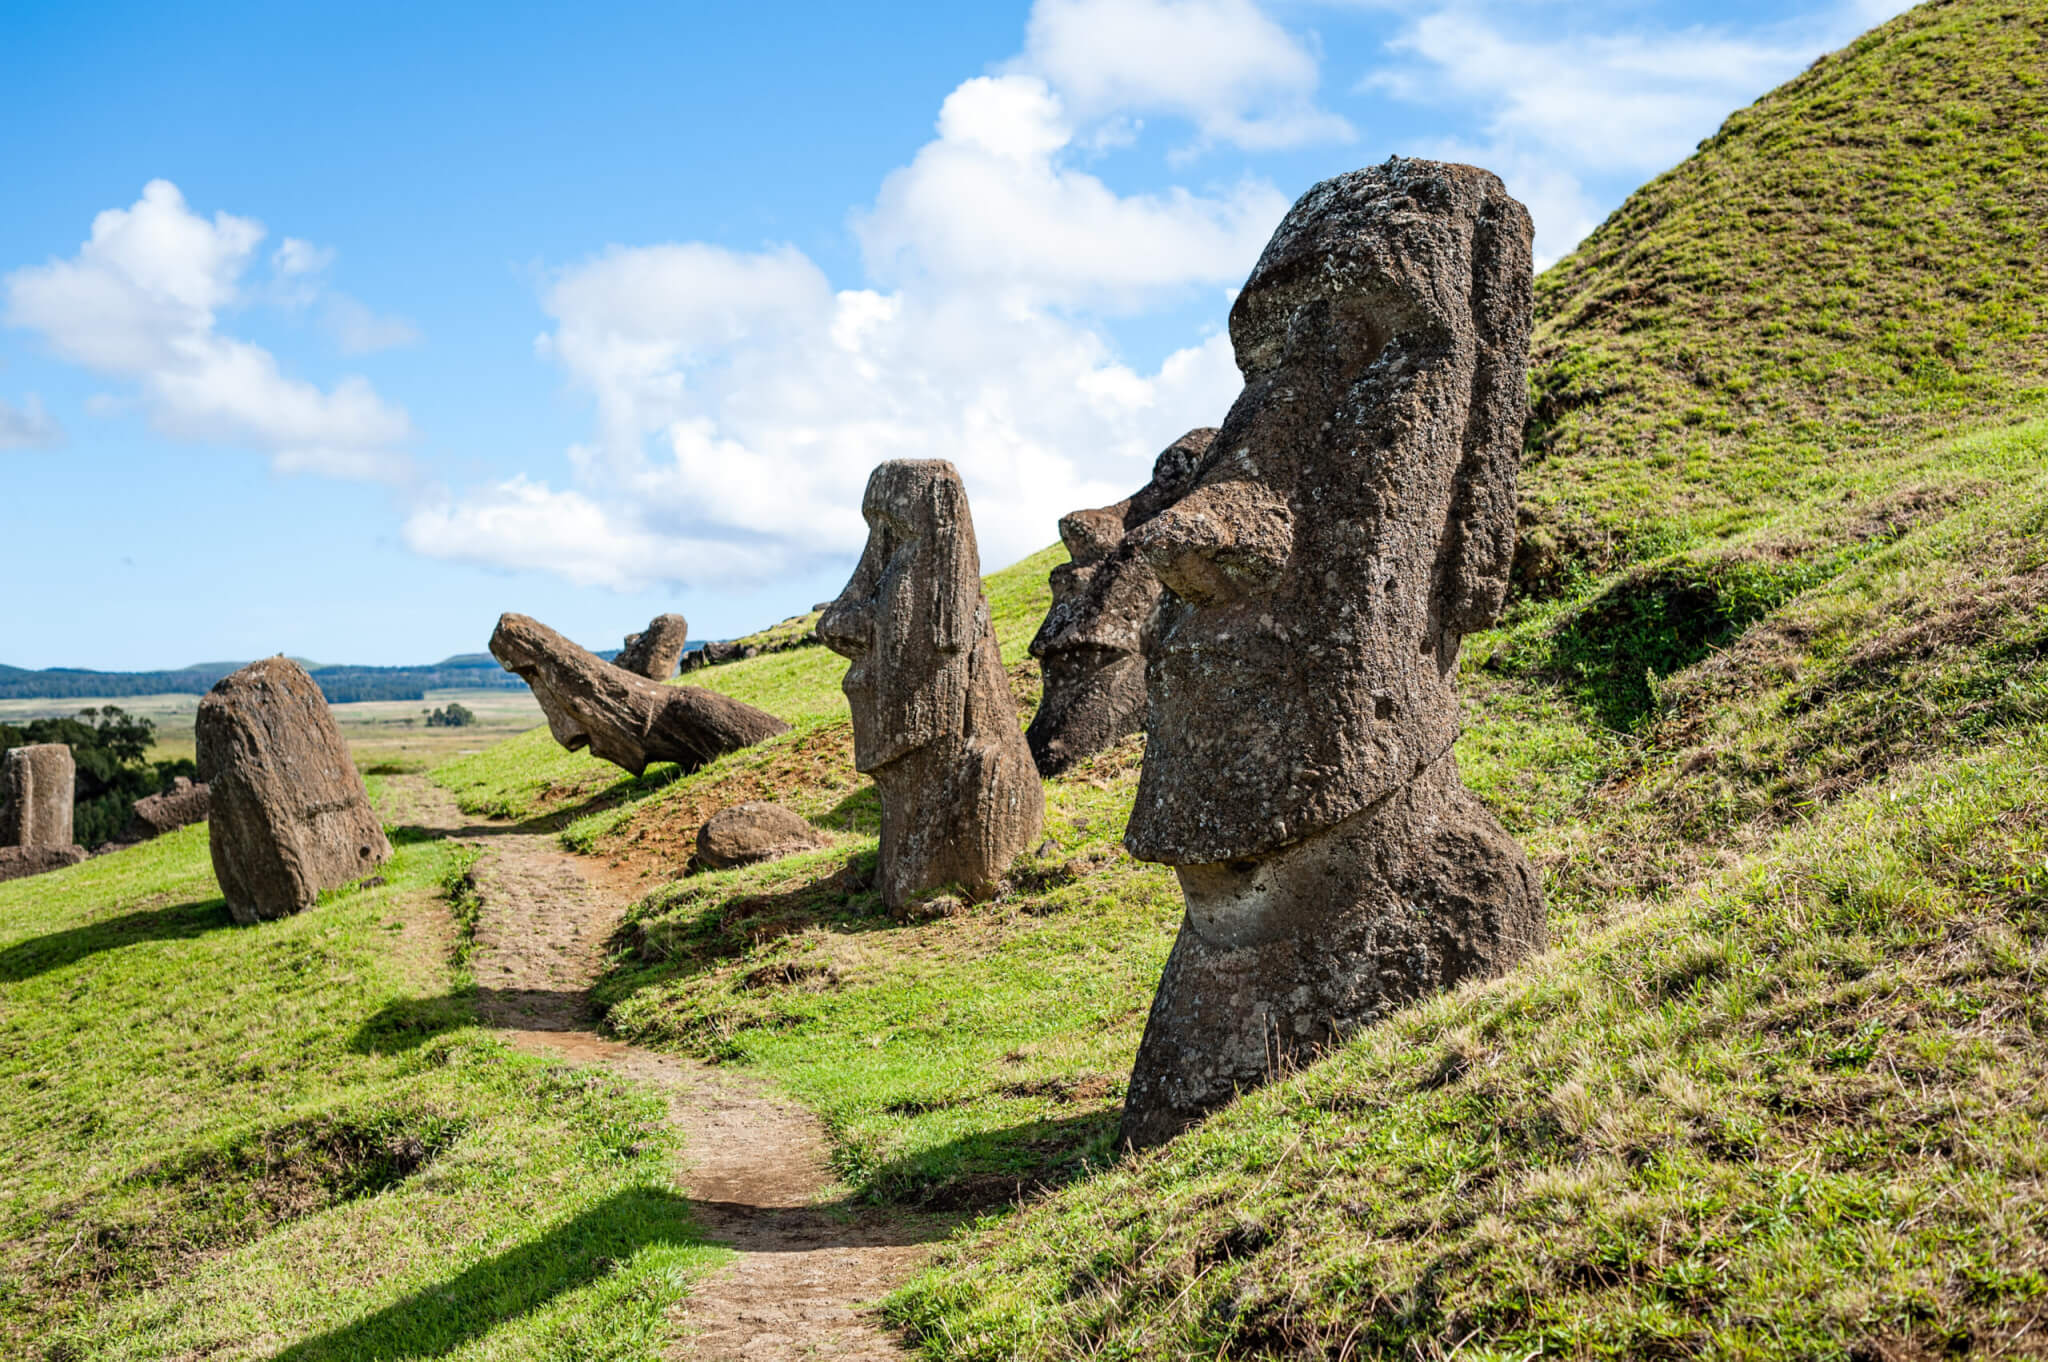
[857,75,1289,309]
[0,394,63,450]
[3,179,414,478]
[324,295,421,354]
[408,47,1275,593]
[1017,0,1354,152]
[1362,0,1920,266]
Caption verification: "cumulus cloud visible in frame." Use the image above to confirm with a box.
[0,393,63,450]
[1362,0,1921,265]
[3,179,414,477]
[857,75,1288,308]
[407,42,1276,592]
[1016,0,1354,153]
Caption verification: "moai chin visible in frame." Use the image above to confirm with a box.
[1026,429,1213,777]
[1118,159,1547,1148]
[817,460,1044,910]
[0,744,76,849]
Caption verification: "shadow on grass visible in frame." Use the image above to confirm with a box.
[350,985,608,1053]
[868,1106,1124,1213]
[267,1186,705,1361]
[0,896,234,983]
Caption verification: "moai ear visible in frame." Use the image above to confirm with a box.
[1435,187,1534,642]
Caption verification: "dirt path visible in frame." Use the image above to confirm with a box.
[380,777,937,1360]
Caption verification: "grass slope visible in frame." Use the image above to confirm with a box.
[1517,0,2047,589]
[0,785,724,1359]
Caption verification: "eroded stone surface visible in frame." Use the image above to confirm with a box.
[124,777,211,842]
[696,801,830,871]
[0,743,74,849]
[1026,429,1213,777]
[817,460,1043,910]
[0,845,86,882]
[1119,159,1546,1148]
[490,614,789,777]
[197,658,391,925]
[617,613,691,681]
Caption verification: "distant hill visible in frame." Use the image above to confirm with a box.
[0,653,531,705]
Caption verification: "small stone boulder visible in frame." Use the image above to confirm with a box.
[0,845,86,883]
[124,778,211,842]
[694,802,830,871]
[197,658,392,925]
[1,743,75,849]
[491,613,789,776]
[617,613,691,681]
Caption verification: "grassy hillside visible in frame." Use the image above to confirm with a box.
[1516,0,2046,590]
[0,789,725,1358]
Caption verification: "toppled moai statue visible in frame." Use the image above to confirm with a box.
[1118,160,1547,1149]
[1027,429,1213,776]
[817,460,1044,910]
[1,743,75,849]
[694,801,830,871]
[124,777,211,842]
[616,613,691,681]
[491,613,789,776]
[0,845,86,882]
[197,658,392,924]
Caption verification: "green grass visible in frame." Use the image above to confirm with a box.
[887,726,2048,1359]
[0,785,725,1359]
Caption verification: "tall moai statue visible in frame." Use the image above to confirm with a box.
[817,460,1044,910]
[197,658,393,924]
[1,744,75,848]
[1026,429,1213,777]
[616,613,691,681]
[1118,160,1547,1148]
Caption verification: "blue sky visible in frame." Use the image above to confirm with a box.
[1,0,1910,670]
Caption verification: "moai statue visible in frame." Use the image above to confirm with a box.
[1026,429,1214,777]
[1118,159,1547,1148]
[817,460,1044,910]
[0,744,75,849]
[617,613,691,681]
[198,658,392,924]
[491,614,789,775]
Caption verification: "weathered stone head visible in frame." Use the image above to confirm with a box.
[818,461,983,774]
[617,613,691,681]
[817,460,1044,909]
[491,613,788,776]
[1118,159,1545,1147]
[1026,429,1213,777]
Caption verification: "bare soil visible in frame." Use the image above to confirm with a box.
[383,776,941,1360]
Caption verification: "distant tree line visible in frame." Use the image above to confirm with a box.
[0,707,196,848]
[0,657,528,704]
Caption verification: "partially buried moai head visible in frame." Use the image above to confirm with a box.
[1025,429,1213,776]
[1124,158,1534,867]
[816,459,985,774]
